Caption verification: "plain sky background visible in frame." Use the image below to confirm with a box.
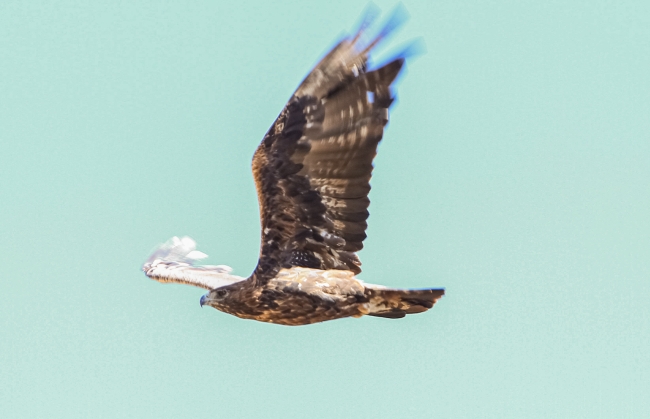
[1,1,649,418]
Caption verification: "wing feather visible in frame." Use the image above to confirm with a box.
[142,237,245,290]
[251,12,407,284]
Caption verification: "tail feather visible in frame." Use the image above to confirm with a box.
[364,287,445,319]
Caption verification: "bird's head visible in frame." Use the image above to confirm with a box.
[200,285,236,310]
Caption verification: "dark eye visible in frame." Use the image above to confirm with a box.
[216,289,227,297]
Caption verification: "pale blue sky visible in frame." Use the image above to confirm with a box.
[1,1,649,418]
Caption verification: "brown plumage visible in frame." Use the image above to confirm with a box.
[142,10,445,326]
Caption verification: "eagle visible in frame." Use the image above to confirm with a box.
[142,10,445,326]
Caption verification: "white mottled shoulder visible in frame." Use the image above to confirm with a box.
[273,267,364,296]
[275,267,357,282]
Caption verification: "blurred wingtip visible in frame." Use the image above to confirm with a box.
[378,3,410,39]
[394,37,427,61]
[143,236,208,271]
[371,37,426,73]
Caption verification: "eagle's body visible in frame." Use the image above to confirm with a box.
[143,10,445,326]
[197,266,443,326]
[199,268,367,325]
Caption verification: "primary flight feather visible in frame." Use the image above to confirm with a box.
[143,9,445,326]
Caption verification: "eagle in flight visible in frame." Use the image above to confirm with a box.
[143,9,445,326]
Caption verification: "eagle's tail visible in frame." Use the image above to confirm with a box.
[364,286,445,319]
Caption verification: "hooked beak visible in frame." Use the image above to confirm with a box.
[200,294,207,307]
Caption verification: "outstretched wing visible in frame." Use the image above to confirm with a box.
[252,12,407,283]
[143,237,246,290]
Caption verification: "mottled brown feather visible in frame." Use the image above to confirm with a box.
[250,23,405,285]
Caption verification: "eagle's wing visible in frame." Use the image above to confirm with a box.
[252,13,406,283]
[143,236,246,290]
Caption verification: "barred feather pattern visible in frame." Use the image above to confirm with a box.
[251,28,404,285]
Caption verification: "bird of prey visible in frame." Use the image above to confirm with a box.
[143,10,445,326]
